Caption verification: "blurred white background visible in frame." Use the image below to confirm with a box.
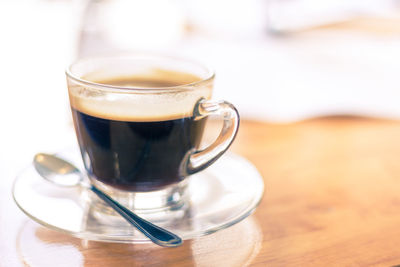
[76,0,400,122]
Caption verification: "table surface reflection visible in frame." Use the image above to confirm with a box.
[3,117,400,266]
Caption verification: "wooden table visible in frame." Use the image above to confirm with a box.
[3,117,400,266]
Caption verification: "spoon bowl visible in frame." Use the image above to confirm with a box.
[34,154,83,187]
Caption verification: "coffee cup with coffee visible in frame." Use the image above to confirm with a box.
[66,54,239,212]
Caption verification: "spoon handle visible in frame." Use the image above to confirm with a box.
[90,185,182,247]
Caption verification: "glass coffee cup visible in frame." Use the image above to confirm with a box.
[66,54,239,212]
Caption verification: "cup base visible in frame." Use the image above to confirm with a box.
[87,179,189,216]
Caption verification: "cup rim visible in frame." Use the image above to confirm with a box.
[65,54,215,93]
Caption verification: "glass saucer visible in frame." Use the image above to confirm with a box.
[12,150,264,243]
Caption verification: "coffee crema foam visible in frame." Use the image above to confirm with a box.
[68,72,212,122]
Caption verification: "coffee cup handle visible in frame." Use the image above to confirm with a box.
[184,98,240,175]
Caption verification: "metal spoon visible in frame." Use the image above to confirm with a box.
[33,153,183,247]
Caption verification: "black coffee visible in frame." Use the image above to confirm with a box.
[70,74,207,192]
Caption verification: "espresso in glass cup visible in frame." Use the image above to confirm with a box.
[66,55,239,211]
